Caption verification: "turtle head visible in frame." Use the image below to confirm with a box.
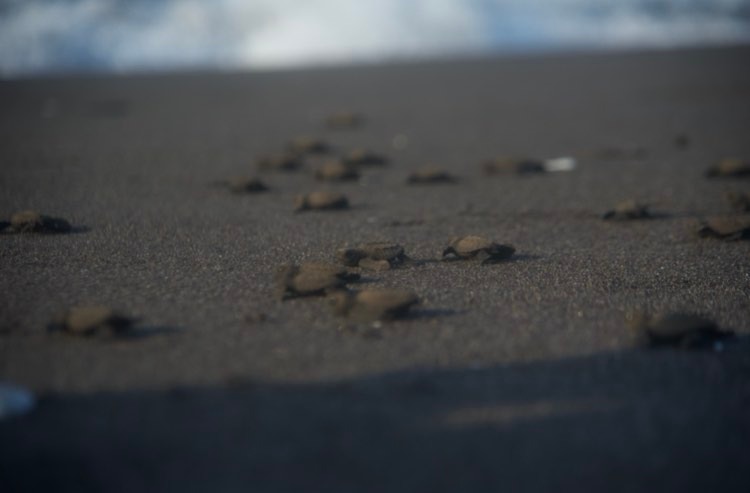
[336,248,365,267]
[442,246,456,258]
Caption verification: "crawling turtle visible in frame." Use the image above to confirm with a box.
[705,158,750,178]
[329,288,419,322]
[482,157,545,176]
[48,305,135,337]
[336,242,408,271]
[288,136,330,154]
[343,149,387,167]
[315,160,359,181]
[725,191,750,212]
[325,111,364,129]
[406,167,457,185]
[277,262,359,299]
[3,210,72,234]
[256,152,302,172]
[602,200,651,220]
[628,312,733,349]
[442,236,515,264]
[225,176,268,194]
[696,216,750,240]
[294,191,349,212]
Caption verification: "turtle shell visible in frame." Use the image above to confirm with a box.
[8,210,72,234]
[696,216,750,240]
[602,200,651,220]
[631,312,732,349]
[406,167,456,184]
[226,176,268,194]
[315,160,359,181]
[330,288,419,321]
[343,149,387,166]
[705,158,750,178]
[256,153,302,172]
[336,242,406,268]
[482,158,545,176]
[288,136,330,154]
[294,192,349,212]
[443,236,515,263]
[49,305,133,337]
[277,263,350,299]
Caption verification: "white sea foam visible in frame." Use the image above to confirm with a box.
[0,0,748,76]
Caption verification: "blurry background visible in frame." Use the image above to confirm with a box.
[1,0,749,77]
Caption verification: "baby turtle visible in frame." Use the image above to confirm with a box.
[277,262,359,300]
[256,153,302,172]
[48,305,135,337]
[315,160,360,181]
[629,312,733,349]
[325,111,364,129]
[725,191,750,212]
[336,242,408,271]
[602,200,651,220]
[294,191,349,212]
[343,149,387,167]
[288,136,330,155]
[696,216,750,240]
[705,158,750,178]
[406,167,457,185]
[482,157,545,176]
[225,176,269,194]
[4,210,72,234]
[329,288,419,322]
[442,236,515,264]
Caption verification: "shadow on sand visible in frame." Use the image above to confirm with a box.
[1,342,749,493]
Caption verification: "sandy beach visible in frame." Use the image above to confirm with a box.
[1,45,749,491]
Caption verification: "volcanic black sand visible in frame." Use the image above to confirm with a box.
[1,46,750,492]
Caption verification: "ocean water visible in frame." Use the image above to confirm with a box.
[0,0,748,77]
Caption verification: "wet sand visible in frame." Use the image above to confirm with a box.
[1,46,749,491]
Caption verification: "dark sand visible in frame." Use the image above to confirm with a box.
[1,46,750,491]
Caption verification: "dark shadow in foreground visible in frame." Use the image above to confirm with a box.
[1,343,749,493]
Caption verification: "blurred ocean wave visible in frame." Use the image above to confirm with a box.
[1,0,749,76]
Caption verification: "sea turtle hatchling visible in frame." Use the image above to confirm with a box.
[602,200,651,220]
[225,176,269,194]
[482,157,546,176]
[277,262,360,300]
[705,158,750,178]
[315,160,360,181]
[294,191,349,212]
[325,111,364,129]
[343,149,387,167]
[3,210,72,234]
[406,167,457,185]
[256,152,302,172]
[628,312,733,349]
[442,236,516,264]
[336,242,408,271]
[328,288,420,322]
[288,136,330,155]
[48,305,135,337]
[696,216,750,240]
